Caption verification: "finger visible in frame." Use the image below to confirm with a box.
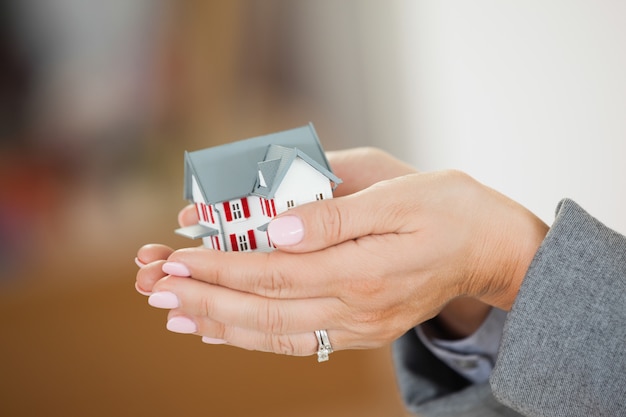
[163,311,356,357]
[151,275,340,335]
[164,311,318,356]
[178,204,199,227]
[136,259,168,295]
[267,175,417,253]
[136,244,175,265]
[326,148,416,197]
[197,321,367,356]
[164,246,346,298]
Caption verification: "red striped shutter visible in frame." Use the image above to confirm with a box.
[223,202,232,221]
[241,197,250,218]
[208,205,215,223]
[201,204,208,221]
[265,199,271,217]
[260,198,266,215]
[247,230,257,250]
[270,199,277,217]
[229,234,238,251]
[195,204,201,221]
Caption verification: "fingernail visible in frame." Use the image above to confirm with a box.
[162,262,191,277]
[202,336,228,345]
[135,282,152,296]
[135,257,146,268]
[148,291,180,309]
[167,317,197,334]
[268,215,304,246]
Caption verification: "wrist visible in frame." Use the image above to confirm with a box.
[475,199,549,311]
[425,298,492,340]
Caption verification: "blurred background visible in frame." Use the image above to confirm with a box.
[1,1,624,416]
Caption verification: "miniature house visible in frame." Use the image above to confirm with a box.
[175,123,342,252]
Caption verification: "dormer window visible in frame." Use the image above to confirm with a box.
[287,200,295,209]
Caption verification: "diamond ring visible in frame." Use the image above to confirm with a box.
[314,329,333,362]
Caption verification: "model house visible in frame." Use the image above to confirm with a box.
[175,123,342,252]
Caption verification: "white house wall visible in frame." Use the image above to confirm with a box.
[274,157,333,213]
[217,195,274,252]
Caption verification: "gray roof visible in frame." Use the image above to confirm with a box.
[184,123,342,204]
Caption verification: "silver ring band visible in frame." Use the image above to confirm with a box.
[314,329,333,362]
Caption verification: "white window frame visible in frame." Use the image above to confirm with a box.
[231,202,243,220]
[237,234,249,251]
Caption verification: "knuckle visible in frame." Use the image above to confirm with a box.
[349,308,384,329]
[257,300,287,334]
[198,291,215,319]
[257,253,291,298]
[320,201,346,243]
[268,335,299,356]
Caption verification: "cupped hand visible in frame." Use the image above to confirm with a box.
[135,148,548,358]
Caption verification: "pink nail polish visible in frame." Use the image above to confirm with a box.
[167,317,197,334]
[162,262,191,277]
[267,215,304,246]
[135,257,146,268]
[148,291,179,309]
[202,336,228,345]
[135,282,152,296]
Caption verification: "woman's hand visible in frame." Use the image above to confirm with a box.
[135,148,548,356]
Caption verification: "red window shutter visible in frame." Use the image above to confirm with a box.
[195,204,202,221]
[260,198,266,215]
[201,204,208,221]
[247,230,257,250]
[265,199,271,216]
[229,234,238,251]
[208,205,215,223]
[270,199,277,217]
[223,202,232,221]
[241,197,250,218]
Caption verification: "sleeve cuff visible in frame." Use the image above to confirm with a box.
[416,307,507,383]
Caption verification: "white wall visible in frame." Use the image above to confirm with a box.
[397,1,626,233]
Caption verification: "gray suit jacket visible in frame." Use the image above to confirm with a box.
[394,199,626,416]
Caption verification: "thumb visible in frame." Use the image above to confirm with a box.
[267,180,404,253]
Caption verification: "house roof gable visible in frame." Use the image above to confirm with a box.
[252,145,341,199]
[183,123,340,204]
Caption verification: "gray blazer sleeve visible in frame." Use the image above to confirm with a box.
[490,199,626,416]
[394,199,626,416]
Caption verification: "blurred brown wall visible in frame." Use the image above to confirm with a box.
[0,2,408,416]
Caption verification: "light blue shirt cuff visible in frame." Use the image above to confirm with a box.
[416,307,507,384]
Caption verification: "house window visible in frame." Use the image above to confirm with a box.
[287,200,295,209]
[316,193,324,201]
[231,202,243,220]
[237,234,249,251]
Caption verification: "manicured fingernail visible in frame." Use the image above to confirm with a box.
[135,282,152,296]
[167,317,197,334]
[202,336,228,345]
[268,215,304,246]
[135,257,146,268]
[148,291,179,309]
[162,262,191,277]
